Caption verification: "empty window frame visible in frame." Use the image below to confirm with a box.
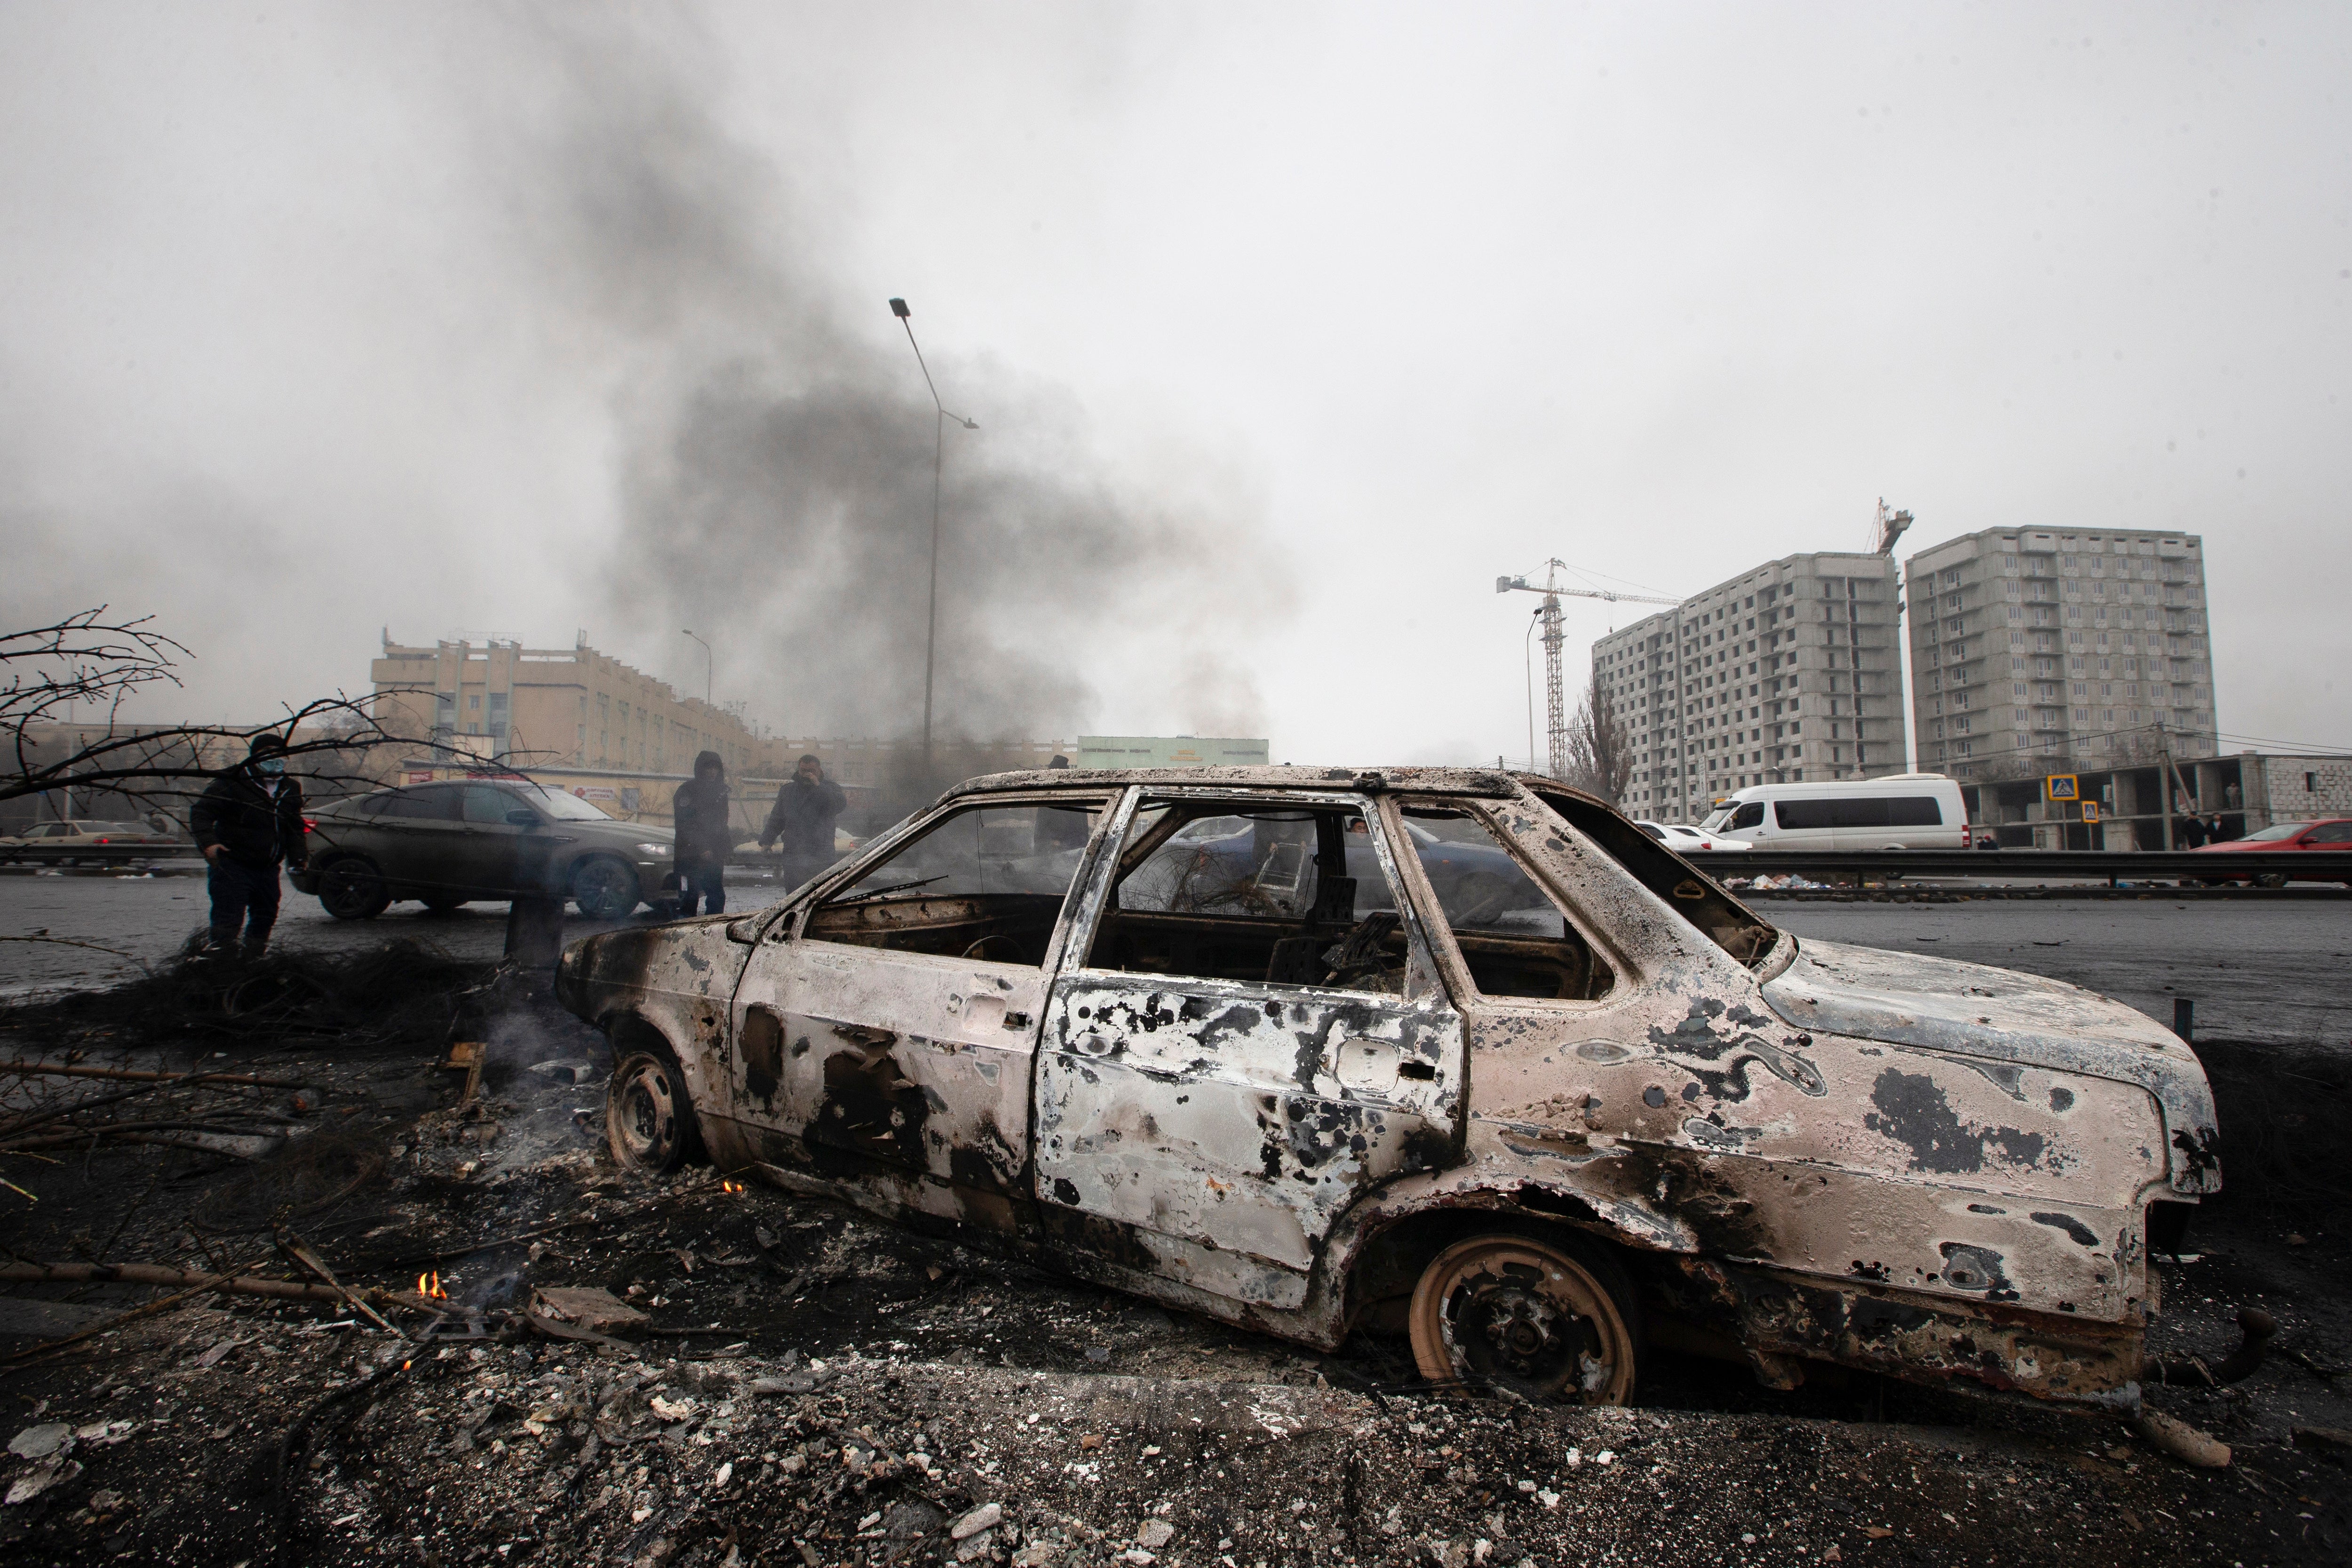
[802,798,1108,966]
[1085,800,1410,994]
[1394,804,1613,1002]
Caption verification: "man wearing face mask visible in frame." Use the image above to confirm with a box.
[191,732,308,957]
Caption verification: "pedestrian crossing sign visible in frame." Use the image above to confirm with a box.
[2081,801,2100,823]
[2045,774,2079,802]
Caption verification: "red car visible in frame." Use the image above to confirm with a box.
[2192,818,2352,885]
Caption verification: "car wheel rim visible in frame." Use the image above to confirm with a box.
[610,1058,677,1169]
[320,865,380,916]
[1409,1237,1636,1404]
[575,862,633,917]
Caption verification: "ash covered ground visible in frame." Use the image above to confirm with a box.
[0,944,2347,1567]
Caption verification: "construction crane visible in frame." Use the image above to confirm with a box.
[1497,560,1682,780]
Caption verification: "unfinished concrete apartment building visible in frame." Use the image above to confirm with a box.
[1903,526,2217,782]
[1594,551,1904,823]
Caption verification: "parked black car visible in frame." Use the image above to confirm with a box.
[292,778,677,920]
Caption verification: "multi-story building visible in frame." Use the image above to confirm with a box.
[1903,527,2217,781]
[370,636,787,780]
[1594,551,1904,822]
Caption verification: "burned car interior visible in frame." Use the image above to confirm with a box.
[1087,802,1403,990]
[797,798,1107,967]
[1394,804,1614,1002]
[1081,798,1613,1001]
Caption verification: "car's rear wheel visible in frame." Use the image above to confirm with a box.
[607,1042,699,1175]
[316,858,391,920]
[1408,1232,1641,1404]
[571,857,641,920]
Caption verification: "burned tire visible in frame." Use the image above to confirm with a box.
[316,859,391,920]
[571,857,641,920]
[606,1040,702,1175]
[1408,1232,1641,1405]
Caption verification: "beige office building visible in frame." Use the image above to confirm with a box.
[370,636,788,780]
[1593,551,1905,822]
[1903,527,2217,781]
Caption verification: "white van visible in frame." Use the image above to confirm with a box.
[1697,774,1971,850]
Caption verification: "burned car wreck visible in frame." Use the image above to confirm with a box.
[554,766,2225,1414]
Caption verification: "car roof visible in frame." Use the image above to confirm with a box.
[944,765,1593,804]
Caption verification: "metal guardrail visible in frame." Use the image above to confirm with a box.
[0,844,197,867]
[1681,848,2352,881]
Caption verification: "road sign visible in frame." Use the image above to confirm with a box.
[2081,801,2100,823]
[2045,774,2080,802]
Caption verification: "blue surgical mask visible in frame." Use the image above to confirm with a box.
[256,757,285,776]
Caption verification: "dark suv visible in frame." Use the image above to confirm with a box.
[294,778,677,920]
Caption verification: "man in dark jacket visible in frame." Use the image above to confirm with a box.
[760,754,847,889]
[671,750,734,915]
[190,732,307,956]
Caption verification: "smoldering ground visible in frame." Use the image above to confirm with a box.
[465,11,1288,762]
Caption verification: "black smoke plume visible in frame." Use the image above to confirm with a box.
[483,14,1284,774]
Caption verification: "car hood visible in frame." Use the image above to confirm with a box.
[1760,937,2219,1195]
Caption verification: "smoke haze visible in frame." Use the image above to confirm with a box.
[2,3,2347,766]
[454,11,1286,744]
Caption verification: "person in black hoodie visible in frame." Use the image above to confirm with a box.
[672,750,734,915]
[190,732,307,956]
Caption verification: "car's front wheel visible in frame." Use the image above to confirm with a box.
[316,858,391,920]
[1408,1232,1641,1404]
[607,1042,699,1175]
[571,857,641,920]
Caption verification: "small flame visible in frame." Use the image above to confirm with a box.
[720,1179,746,1195]
[417,1271,447,1300]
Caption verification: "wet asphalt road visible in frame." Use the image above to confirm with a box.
[0,866,799,995]
[5,867,2349,1049]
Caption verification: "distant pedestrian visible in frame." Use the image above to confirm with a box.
[761,754,848,888]
[2176,813,2209,849]
[190,732,306,958]
[672,751,734,915]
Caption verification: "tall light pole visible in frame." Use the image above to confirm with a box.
[681,629,711,705]
[889,297,978,774]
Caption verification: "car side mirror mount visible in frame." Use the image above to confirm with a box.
[725,915,762,944]
[507,810,541,827]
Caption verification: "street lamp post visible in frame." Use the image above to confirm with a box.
[888,297,978,775]
[681,629,712,706]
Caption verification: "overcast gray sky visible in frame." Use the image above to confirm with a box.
[3,2,2346,766]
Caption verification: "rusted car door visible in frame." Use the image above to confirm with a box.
[1033,789,1467,1310]
[724,794,1112,1232]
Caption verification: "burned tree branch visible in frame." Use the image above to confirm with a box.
[1,604,438,820]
